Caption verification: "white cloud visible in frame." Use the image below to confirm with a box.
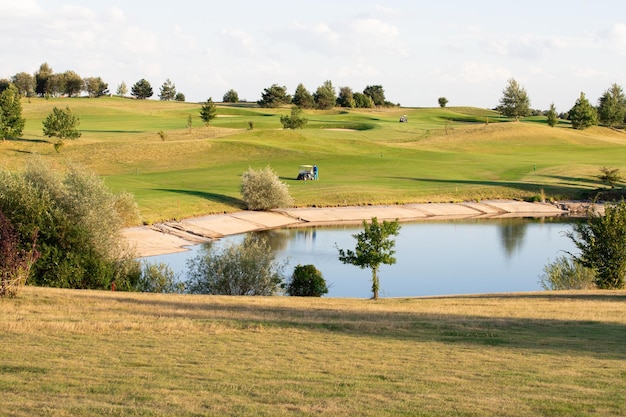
[460,62,511,83]
[220,28,255,49]
[608,23,626,54]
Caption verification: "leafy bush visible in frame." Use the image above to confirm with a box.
[137,262,184,293]
[568,201,626,289]
[0,209,39,297]
[186,235,285,295]
[284,264,328,297]
[280,107,308,130]
[539,255,595,290]
[0,160,141,290]
[240,166,293,210]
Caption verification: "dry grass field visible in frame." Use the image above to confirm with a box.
[1,287,625,416]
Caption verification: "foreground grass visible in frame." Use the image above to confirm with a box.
[2,97,626,222]
[1,287,625,416]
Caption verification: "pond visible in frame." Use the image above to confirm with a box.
[145,218,579,298]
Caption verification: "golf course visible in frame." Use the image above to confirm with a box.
[2,96,626,416]
[3,96,625,223]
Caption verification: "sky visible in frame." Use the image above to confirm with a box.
[1,0,625,111]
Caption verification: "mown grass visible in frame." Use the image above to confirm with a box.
[2,96,626,223]
[1,287,625,416]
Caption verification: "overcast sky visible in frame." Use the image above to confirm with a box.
[1,0,625,111]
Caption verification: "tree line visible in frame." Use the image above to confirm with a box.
[496,78,626,130]
[0,63,186,101]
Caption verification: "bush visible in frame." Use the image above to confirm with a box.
[137,262,184,293]
[284,264,328,297]
[240,166,293,210]
[0,209,39,297]
[0,160,141,290]
[280,107,308,130]
[186,235,285,295]
[568,200,626,289]
[539,255,595,290]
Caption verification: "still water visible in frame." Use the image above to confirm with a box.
[146,218,578,298]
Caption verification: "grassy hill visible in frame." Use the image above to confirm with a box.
[2,96,625,223]
[1,287,624,416]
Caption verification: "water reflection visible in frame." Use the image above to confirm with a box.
[146,218,578,298]
[498,219,528,257]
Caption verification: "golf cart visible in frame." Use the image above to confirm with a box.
[297,165,315,180]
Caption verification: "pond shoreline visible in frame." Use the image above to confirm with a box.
[124,200,590,257]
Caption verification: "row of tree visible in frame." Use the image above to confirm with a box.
[0,63,186,102]
[497,78,626,129]
[252,81,392,110]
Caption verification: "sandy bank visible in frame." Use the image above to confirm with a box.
[124,200,574,257]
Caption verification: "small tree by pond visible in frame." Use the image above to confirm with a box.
[284,264,328,297]
[186,235,286,295]
[337,217,400,300]
[539,255,595,290]
[567,200,626,289]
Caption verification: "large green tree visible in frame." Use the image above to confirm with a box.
[567,201,626,289]
[42,107,81,150]
[292,83,314,109]
[597,83,625,128]
[34,62,53,97]
[62,71,84,97]
[83,77,109,97]
[222,89,239,103]
[353,92,374,108]
[159,79,176,101]
[257,84,290,108]
[337,217,401,300]
[0,84,26,141]
[11,72,35,97]
[131,78,153,99]
[199,98,217,125]
[497,78,531,118]
[569,92,597,130]
[313,80,336,110]
[337,86,355,108]
[363,85,386,107]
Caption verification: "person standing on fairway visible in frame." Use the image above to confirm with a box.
[313,164,318,180]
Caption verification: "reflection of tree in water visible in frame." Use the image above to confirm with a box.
[498,219,528,257]
[249,230,291,253]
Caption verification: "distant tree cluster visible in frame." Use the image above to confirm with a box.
[256,81,395,110]
[0,63,190,103]
[496,78,626,130]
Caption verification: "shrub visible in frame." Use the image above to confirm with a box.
[0,160,141,290]
[0,209,39,297]
[568,200,626,289]
[280,107,308,130]
[284,264,328,297]
[186,235,285,295]
[240,166,293,210]
[137,262,184,293]
[539,255,595,290]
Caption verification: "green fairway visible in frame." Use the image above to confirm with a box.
[1,287,624,416]
[2,96,625,223]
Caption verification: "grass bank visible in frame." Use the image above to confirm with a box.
[1,287,625,416]
[2,97,626,223]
